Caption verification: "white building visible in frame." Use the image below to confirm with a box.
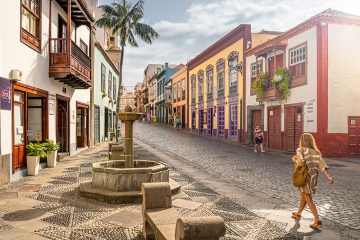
[245,9,360,158]
[0,0,95,185]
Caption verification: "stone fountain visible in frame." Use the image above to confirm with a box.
[79,106,179,203]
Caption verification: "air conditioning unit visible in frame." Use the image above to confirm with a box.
[11,69,22,81]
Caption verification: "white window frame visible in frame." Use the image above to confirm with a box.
[218,71,224,90]
[290,44,306,66]
[207,71,213,93]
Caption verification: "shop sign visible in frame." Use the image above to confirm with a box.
[0,77,11,110]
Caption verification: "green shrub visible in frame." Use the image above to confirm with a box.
[26,142,47,158]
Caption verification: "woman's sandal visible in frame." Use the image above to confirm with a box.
[291,212,301,220]
[309,220,322,229]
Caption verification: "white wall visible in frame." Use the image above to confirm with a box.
[245,27,318,133]
[328,24,360,133]
[0,0,91,155]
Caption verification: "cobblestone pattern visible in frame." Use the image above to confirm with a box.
[1,130,358,239]
[134,123,360,234]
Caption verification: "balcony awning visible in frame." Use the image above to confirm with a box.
[55,0,95,26]
[56,74,91,89]
[254,42,287,58]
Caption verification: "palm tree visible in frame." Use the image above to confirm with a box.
[96,0,159,142]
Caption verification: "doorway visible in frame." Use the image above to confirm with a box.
[252,110,262,144]
[268,106,281,150]
[198,109,204,134]
[229,104,238,138]
[57,96,69,152]
[13,86,48,173]
[76,103,89,148]
[285,105,304,152]
[94,105,100,144]
[104,107,108,139]
[181,105,185,129]
[207,108,213,136]
[348,116,360,157]
[218,106,225,137]
[191,111,195,131]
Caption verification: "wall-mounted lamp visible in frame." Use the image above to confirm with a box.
[229,59,243,75]
[10,69,22,81]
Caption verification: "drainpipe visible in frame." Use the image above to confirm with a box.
[89,26,95,147]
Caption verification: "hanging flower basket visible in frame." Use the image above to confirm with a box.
[271,67,292,101]
[252,71,269,100]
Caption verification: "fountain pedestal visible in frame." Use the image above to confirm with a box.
[79,108,180,203]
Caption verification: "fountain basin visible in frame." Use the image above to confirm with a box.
[117,112,142,121]
[79,160,179,204]
[91,160,169,192]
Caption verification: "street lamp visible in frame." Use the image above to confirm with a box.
[229,59,243,75]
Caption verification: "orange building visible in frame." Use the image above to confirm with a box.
[170,66,187,129]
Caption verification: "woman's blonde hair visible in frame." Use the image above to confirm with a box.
[299,133,321,155]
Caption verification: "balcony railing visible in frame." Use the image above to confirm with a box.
[253,74,283,101]
[49,38,91,88]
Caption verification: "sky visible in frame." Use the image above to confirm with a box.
[98,0,360,88]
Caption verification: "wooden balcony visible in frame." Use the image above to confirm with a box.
[49,38,91,89]
[257,79,283,101]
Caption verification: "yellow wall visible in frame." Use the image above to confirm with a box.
[172,68,187,123]
[189,38,244,131]
[188,33,277,133]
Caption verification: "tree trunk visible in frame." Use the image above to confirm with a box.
[115,43,125,142]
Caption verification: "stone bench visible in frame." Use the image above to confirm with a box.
[142,182,226,240]
[109,144,125,160]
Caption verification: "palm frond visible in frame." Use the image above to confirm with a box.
[126,30,139,47]
[135,22,160,44]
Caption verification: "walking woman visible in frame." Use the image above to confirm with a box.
[291,133,334,229]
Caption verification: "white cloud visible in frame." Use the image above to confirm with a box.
[122,0,360,87]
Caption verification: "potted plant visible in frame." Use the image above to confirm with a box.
[43,139,60,168]
[252,71,269,100]
[26,142,47,175]
[272,67,292,102]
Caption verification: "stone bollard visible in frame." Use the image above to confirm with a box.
[109,145,125,160]
[175,216,226,240]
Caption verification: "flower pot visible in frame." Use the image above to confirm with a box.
[27,155,40,176]
[47,150,57,168]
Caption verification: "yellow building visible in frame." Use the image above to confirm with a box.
[186,25,277,142]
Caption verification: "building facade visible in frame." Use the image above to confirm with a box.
[142,64,162,115]
[171,66,187,129]
[245,9,360,158]
[187,25,276,142]
[155,63,181,123]
[94,43,119,143]
[0,0,94,185]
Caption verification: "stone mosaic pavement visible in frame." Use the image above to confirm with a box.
[0,123,358,239]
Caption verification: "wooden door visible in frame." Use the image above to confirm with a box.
[268,106,281,150]
[181,105,185,129]
[207,108,213,136]
[13,91,26,172]
[76,108,83,148]
[57,98,69,152]
[199,110,204,134]
[230,104,238,137]
[76,107,88,148]
[285,105,304,151]
[268,53,284,77]
[348,117,360,157]
[218,106,225,136]
[83,108,88,147]
[252,110,262,143]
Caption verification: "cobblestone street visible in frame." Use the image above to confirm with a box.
[0,123,359,239]
[134,122,360,235]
